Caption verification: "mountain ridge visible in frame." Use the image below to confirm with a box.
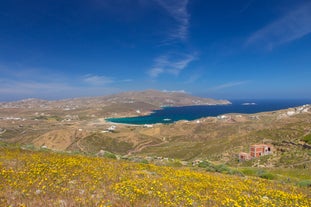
[0,89,230,109]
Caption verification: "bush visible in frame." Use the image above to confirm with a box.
[229,169,245,177]
[103,152,117,159]
[240,168,257,176]
[198,161,244,176]
[215,164,230,173]
[256,169,275,180]
[198,161,213,168]
[139,159,149,164]
[297,180,311,187]
[303,134,311,144]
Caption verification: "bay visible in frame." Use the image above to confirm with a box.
[106,99,311,125]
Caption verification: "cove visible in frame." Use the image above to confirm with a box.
[106,99,311,125]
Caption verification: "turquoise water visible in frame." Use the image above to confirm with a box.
[106,99,310,125]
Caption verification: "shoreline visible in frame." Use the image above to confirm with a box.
[104,102,311,125]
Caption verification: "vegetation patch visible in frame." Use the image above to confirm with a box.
[297,180,311,188]
[80,133,133,154]
[0,147,310,206]
[303,133,311,144]
[256,169,276,180]
[198,161,244,176]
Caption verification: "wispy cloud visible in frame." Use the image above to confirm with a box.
[184,73,201,84]
[246,2,311,49]
[0,66,123,101]
[0,79,74,96]
[155,0,189,42]
[149,67,164,78]
[0,78,120,101]
[148,53,196,78]
[209,81,250,91]
[148,0,195,79]
[83,74,114,85]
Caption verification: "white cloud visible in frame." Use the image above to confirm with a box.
[209,81,249,91]
[83,74,114,85]
[155,0,189,42]
[148,53,196,78]
[246,2,311,49]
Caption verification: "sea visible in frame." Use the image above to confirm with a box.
[106,99,311,125]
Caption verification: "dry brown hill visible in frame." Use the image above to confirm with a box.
[0,90,230,110]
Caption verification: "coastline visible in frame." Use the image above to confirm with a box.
[105,102,232,124]
[105,101,311,125]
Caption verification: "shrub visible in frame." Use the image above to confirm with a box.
[256,169,276,180]
[303,134,311,144]
[240,168,257,176]
[198,160,212,168]
[214,164,230,173]
[229,169,245,177]
[103,151,117,159]
[297,180,311,187]
[139,159,149,164]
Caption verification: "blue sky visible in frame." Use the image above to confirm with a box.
[0,0,311,101]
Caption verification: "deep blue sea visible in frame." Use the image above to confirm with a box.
[106,99,311,125]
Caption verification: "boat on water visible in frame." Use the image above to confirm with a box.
[163,118,171,121]
[242,102,256,105]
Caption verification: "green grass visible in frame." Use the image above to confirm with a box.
[239,167,311,185]
[303,133,311,144]
[297,180,311,187]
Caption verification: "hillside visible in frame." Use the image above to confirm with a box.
[0,90,230,110]
[0,91,311,206]
[0,146,310,206]
[0,94,310,170]
[102,90,230,107]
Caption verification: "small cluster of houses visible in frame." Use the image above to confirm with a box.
[239,144,273,161]
[278,104,310,119]
[101,125,117,133]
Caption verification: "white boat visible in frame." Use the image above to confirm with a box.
[242,102,256,105]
